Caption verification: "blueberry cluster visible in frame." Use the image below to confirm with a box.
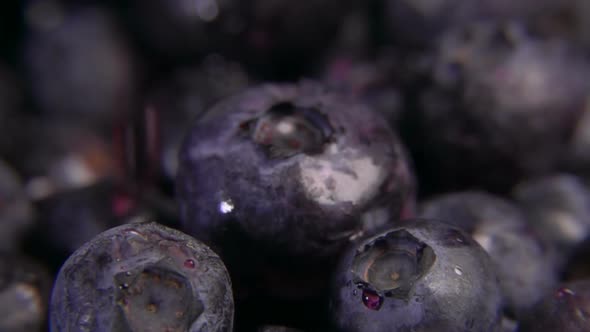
[1,1,590,331]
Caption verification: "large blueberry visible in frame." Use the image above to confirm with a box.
[331,219,503,332]
[176,82,415,299]
[50,222,233,332]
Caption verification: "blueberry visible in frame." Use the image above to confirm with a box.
[331,219,502,332]
[0,253,51,332]
[412,22,590,193]
[177,81,415,298]
[25,3,137,126]
[513,174,590,258]
[0,159,35,252]
[420,191,558,317]
[50,222,234,332]
[518,280,590,332]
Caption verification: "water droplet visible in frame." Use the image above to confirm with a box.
[125,271,132,276]
[353,289,358,296]
[119,283,129,290]
[184,259,195,269]
[361,289,383,310]
[454,266,463,276]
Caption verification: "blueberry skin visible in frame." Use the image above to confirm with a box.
[413,22,590,192]
[513,174,590,258]
[518,280,590,332]
[331,219,503,332]
[177,81,415,260]
[50,222,233,332]
[420,191,558,317]
[25,4,137,125]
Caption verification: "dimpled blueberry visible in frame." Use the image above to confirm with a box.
[331,218,503,332]
[178,81,414,256]
[50,222,233,332]
[176,82,415,298]
[518,280,590,332]
[420,191,558,317]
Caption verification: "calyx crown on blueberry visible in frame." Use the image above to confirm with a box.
[351,229,435,299]
[238,101,334,158]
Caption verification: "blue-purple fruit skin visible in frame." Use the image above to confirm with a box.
[513,174,590,259]
[50,222,233,332]
[518,280,590,332]
[331,218,503,332]
[414,21,590,192]
[25,4,136,125]
[420,191,558,317]
[177,81,415,260]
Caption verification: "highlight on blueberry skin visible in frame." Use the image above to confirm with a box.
[176,82,415,291]
[330,219,503,332]
[49,222,233,332]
